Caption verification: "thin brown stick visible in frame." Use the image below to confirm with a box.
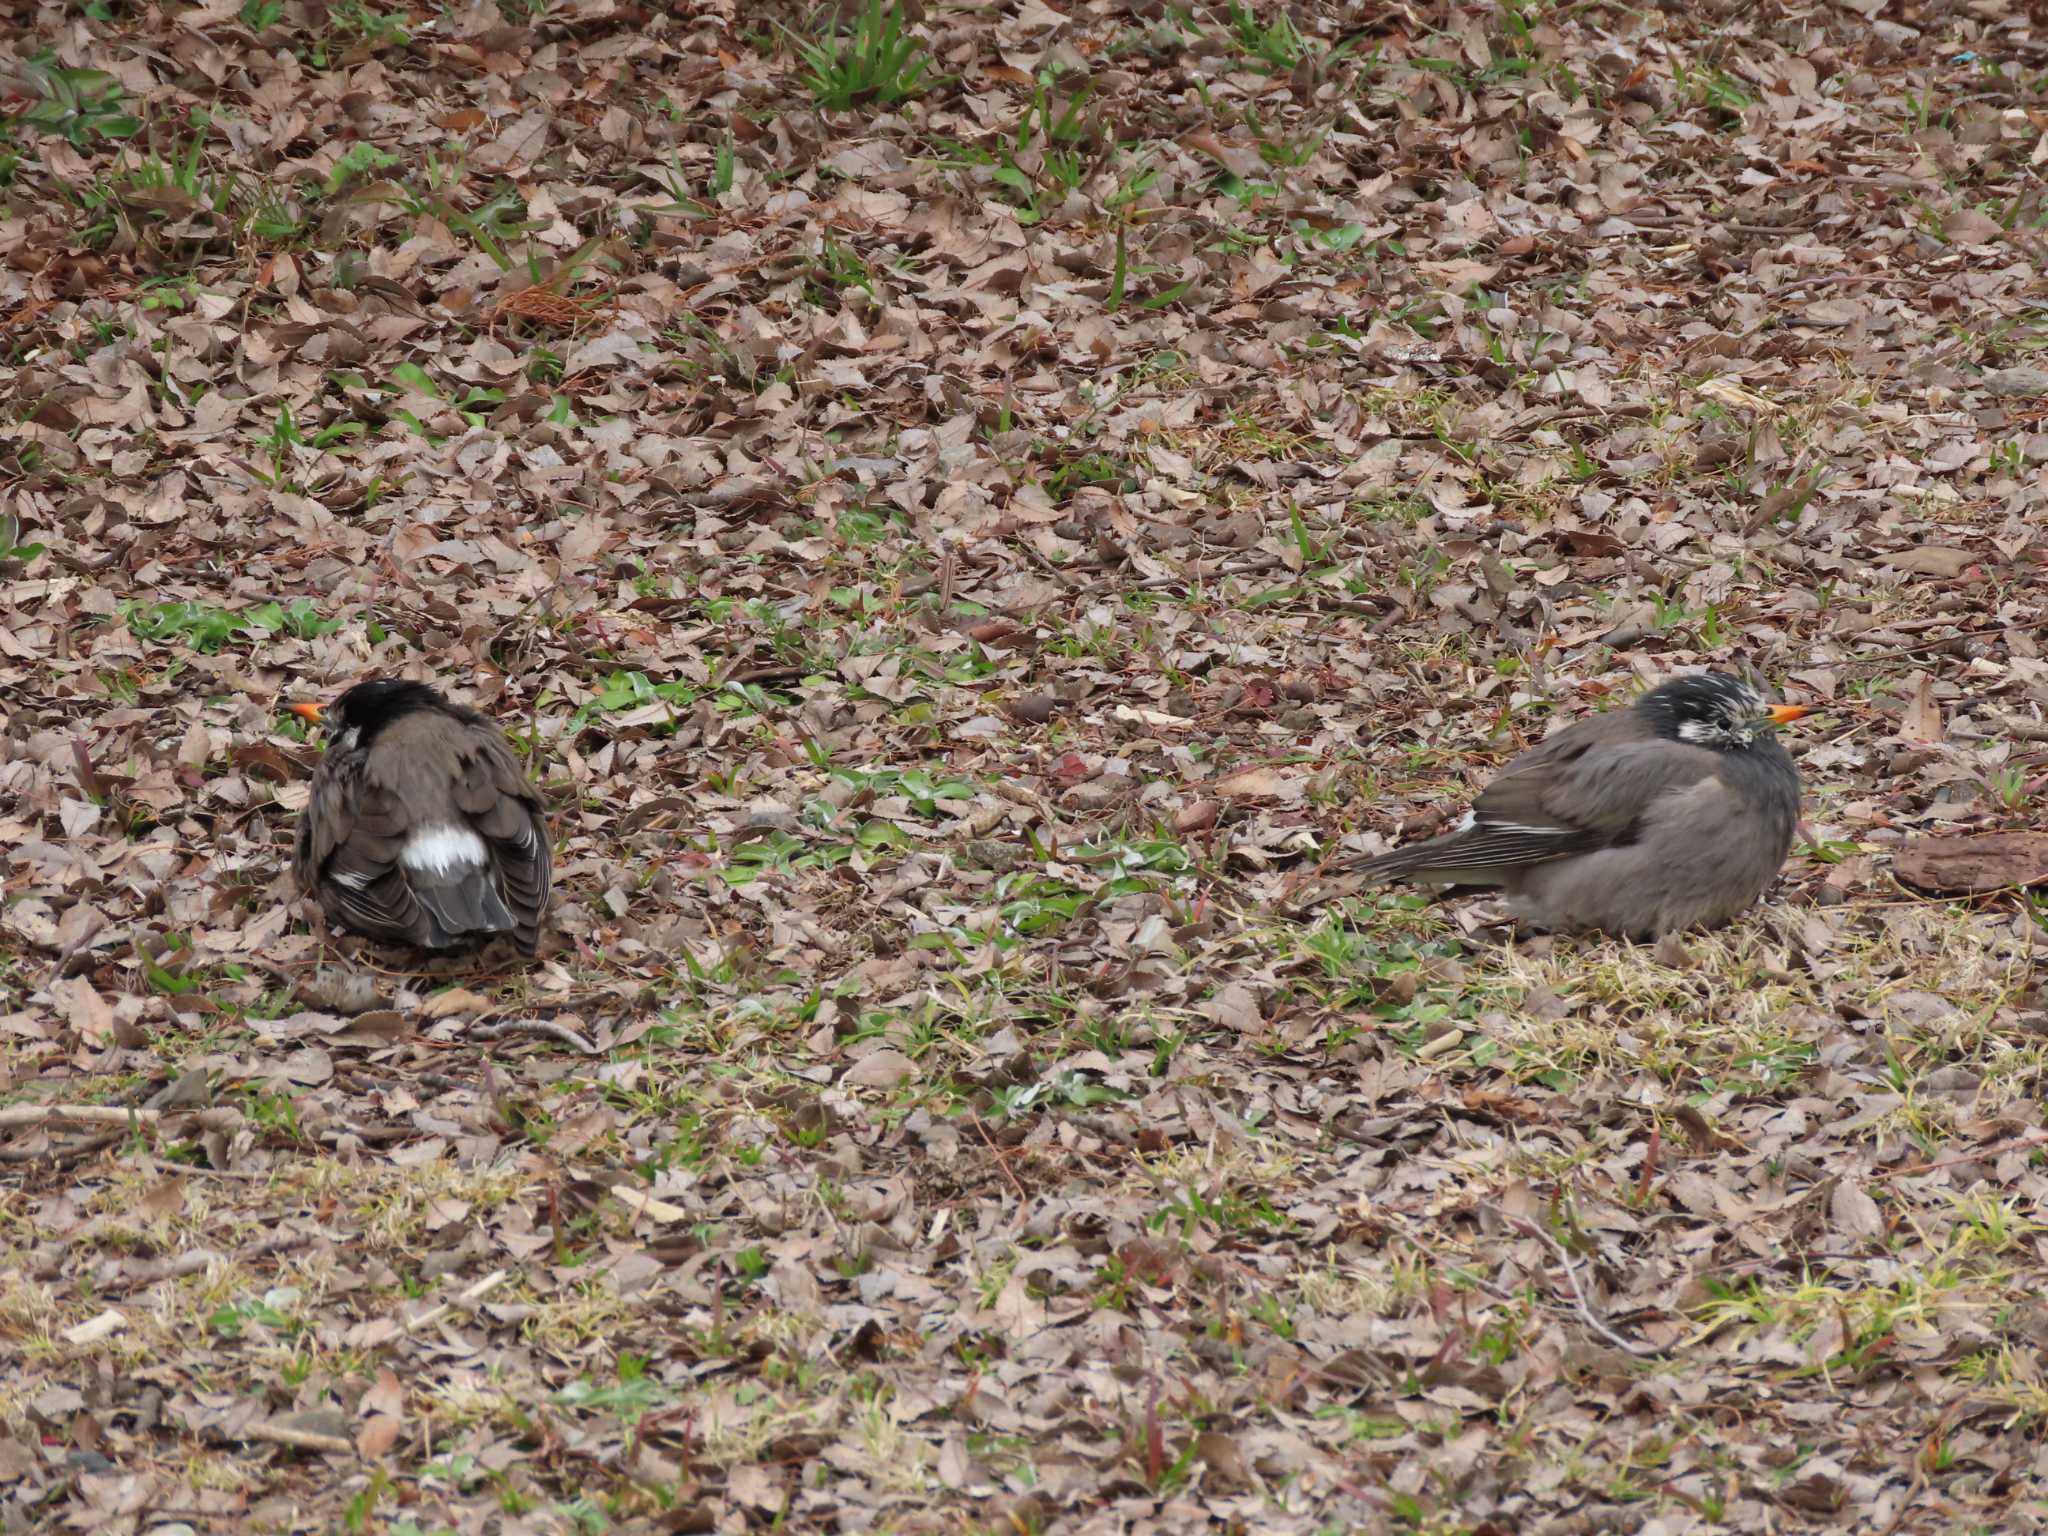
[401,1268,509,1336]
[239,1420,353,1455]
[1883,1129,2048,1181]
[1508,1217,1662,1359]
[466,1017,598,1054]
[99,1231,314,1295]
[0,1104,163,1130]
[1831,614,2048,668]
[0,1131,122,1167]
[973,1117,1030,1204]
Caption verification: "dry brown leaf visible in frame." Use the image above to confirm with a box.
[1830,1179,1885,1241]
[418,988,494,1021]
[1212,766,1304,800]
[51,977,112,1047]
[1879,546,1977,578]
[843,1048,918,1088]
[1894,832,2048,892]
[1900,673,1944,743]
[1201,981,1263,1032]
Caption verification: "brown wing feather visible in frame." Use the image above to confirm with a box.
[294,755,354,884]
[466,734,551,951]
[299,750,436,944]
[409,723,551,951]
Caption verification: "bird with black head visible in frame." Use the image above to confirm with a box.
[1344,672,1812,940]
[290,679,551,954]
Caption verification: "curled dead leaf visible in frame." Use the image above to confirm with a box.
[1213,766,1305,800]
[1893,831,2048,893]
[1878,545,1977,578]
[418,987,493,1021]
[1899,672,1943,743]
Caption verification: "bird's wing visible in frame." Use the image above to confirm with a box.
[452,733,552,950]
[1350,736,1722,879]
[294,754,352,887]
[1519,736,1724,838]
[308,761,435,940]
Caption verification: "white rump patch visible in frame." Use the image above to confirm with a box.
[1451,810,1478,833]
[401,824,488,875]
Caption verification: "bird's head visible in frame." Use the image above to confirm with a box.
[1642,671,1810,750]
[287,678,446,752]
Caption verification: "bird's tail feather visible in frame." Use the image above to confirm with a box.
[414,872,518,942]
[1345,846,1438,884]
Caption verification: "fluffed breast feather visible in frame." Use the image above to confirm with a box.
[295,710,550,953]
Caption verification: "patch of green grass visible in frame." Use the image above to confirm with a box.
[984,871,1098,938]
[819,766,976,818]
[1219,1,1313,70]
[0,513,46,566]
[641,132,735,218]
[238,177,305,243]
[713,826,864,882]
[791,0,930,113]
[209,1288,303,1343]
[122,597,343,653]
[1669,60,1753,125]
[324,142,401,198]
[835,502,902,543]
[992,1070,1130,1121]
[326,0,412,49]
[10,64,142,147]
[113,126,239,232]
[801,236,876,305]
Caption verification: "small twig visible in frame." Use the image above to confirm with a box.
[135,1162,280,1181]
[1829,614,2048,669]
[239,1420,353,1456]
[1764,269,1926,299]
[45,911,113,983]
[726,664,810,686]
[0,1103,163,1130]
[1066,552,1285,603]
[1507,1217,1662,1358]
[401,1267,509,1336]
[99,1231,313,1295]
[0,1131,122,1166]
[1883,1129,2048,1181]
[972,1117,1031,1204]
[466,1017,598,1054]
[1992,714,2048,744]
[1621,211,1818,237]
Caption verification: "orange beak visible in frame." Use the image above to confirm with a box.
[1765,704,1811,725]
[287,702,325,725]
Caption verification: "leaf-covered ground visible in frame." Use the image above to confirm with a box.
[6,0,2048,1531]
